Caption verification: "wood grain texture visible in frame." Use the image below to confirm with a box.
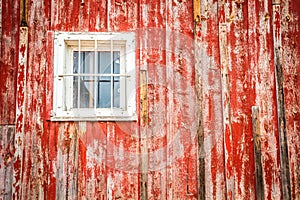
[0,0,299,199]
[252,106,264,200]
[0,126,14,199]
[0,0,19,125]
[280,1,300,199]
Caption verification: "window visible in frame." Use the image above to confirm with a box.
[52,32,136,121]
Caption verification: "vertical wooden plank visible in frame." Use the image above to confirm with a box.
[164,1,176,198]
[13,25,28,199]
[272,1,291,199]
[252,106,264,200]
[138,3,150,199]
[246,0,264,198]
[166,2,175,199]
[56,123,67,199]
[18,0,52,198]
[247,0,282,199]
[140,70,148,200]
[56,123,79,199]
[219,19,234,199]
[77,122,88,199]
[106,122,122,200]
[0,0,2,56]
[114,122,140,199]
[0,126,15,199]
[278,0,300,199]
[0,0,19,125]
[194,33,205,200]
[0,126,5,198]
[147,45,165,199]
[47,122,58,200]
[194,2,205,199]
[45,32,54,121]
[165,1,198,198]
[173,27,198,200]
[221,1,257,199]
[70,123,80,199]
[140,2,169,199]
[80,122,108,199]
[45,30,57,200]
[174,43,199,198]
[194,0,226,199]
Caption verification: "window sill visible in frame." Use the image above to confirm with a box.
[50,115,138,122]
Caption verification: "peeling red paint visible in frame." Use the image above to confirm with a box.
[0,0,300,199]
[0,0,19,125]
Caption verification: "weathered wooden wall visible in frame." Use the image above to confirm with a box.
[0,0,299,199]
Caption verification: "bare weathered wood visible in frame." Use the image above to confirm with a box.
[274,50,291,200]
[252,106,264,200]
[140,70,148,200]
[0,126,15,199]
[194,1,205,200]
[56,123,79,199]
[194,18,205,200]
[272,4,292,199]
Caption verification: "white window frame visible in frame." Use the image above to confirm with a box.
[52,32,136,121]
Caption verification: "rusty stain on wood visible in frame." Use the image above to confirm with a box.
[193,0,201,23]
[140,70,148,127]
[252,106,264,200]
[20,0,28,26]
[140,70,148,200]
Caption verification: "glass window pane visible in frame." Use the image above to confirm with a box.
[73,51,122,109]
[97,76,111,108]
[113,51,120,74]
[79,76,95,108]
[74,51,95,74]
[80,51,95,74]
[73,52,79,74]
[99,52,111,74]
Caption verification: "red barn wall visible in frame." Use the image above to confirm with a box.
[0,0,299,199]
